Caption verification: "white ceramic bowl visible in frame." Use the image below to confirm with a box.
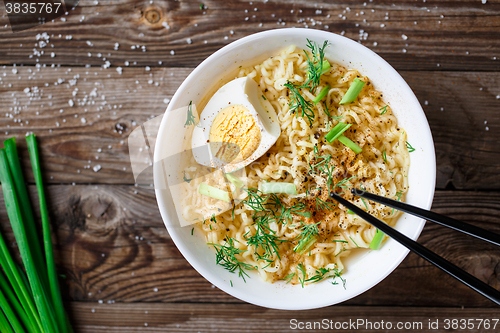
[154,28,436,310]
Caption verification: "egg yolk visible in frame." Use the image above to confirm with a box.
[209,104,261,164]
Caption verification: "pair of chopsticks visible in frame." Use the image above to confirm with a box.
[330,188,500,306]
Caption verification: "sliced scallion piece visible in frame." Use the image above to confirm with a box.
[338,135,363,154]
[325,122,352,143]
[198,183,231,202]
[225,173,244,189]
[259,182,297,195]
[320,60,331,75]
[339,77,365,105]
[294,235,317,255]
[369,229,385,250]
[312,85,331,104]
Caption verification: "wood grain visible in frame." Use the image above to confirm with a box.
[1,186,498,307]
[68,302,500,332]
[0,0,499,71]
[1,66,499,189]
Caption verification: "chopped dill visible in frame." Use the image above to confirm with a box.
[191,228,194,236]
[391,191,403,215]
[185,101,196,126]
[349,236,359,248]
[382,149,388,164]
[379,105,388,115]
[183,172,192,183]
[262,95,267,100]
[406,141,415,153]
[330,268,346,289]
[297,263,307,288]
[284,272,296,284]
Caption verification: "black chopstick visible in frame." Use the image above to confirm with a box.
[329,192,500,306]
[350,188,500,247]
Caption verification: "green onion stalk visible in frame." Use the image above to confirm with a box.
[0,134,73,332]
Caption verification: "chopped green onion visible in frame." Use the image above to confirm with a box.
[294,235,317,255]
[225,173,244,189]
[312,85,331,104]
[347,209,355,215]
[338,135,363,154]
[320,60,331,75]
[369,229,385,250]
[379,105,388,115]
[198,183,231,202]
[325,122,352,143]
[340,78,365,105]
[259,182,297,195]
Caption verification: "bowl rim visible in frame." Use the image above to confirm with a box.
[154,28,436,310]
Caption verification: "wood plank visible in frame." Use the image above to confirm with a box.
[0,0,499,71]
[1,186,499,307]
[68,302,500,332]
[1,66,499,189]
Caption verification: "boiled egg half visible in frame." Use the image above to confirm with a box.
[191,77,280,172]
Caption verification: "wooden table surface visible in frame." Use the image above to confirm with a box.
[1,0,500,331]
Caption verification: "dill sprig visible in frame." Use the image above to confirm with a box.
[284,82,315,126]
[334,175,357,190]
[242,188,268,212]
[185,101,196,126]
[305,267,330,284]
[303,39,331,92]
[315,197,336,211]
[245,222,284,263]
[209,238,257,282]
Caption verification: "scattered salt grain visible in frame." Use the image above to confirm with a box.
[68,99,74,107]
[401,34,408,40]
[163,98,170,104]
[93,164,102,172]
[81,117,86,124]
